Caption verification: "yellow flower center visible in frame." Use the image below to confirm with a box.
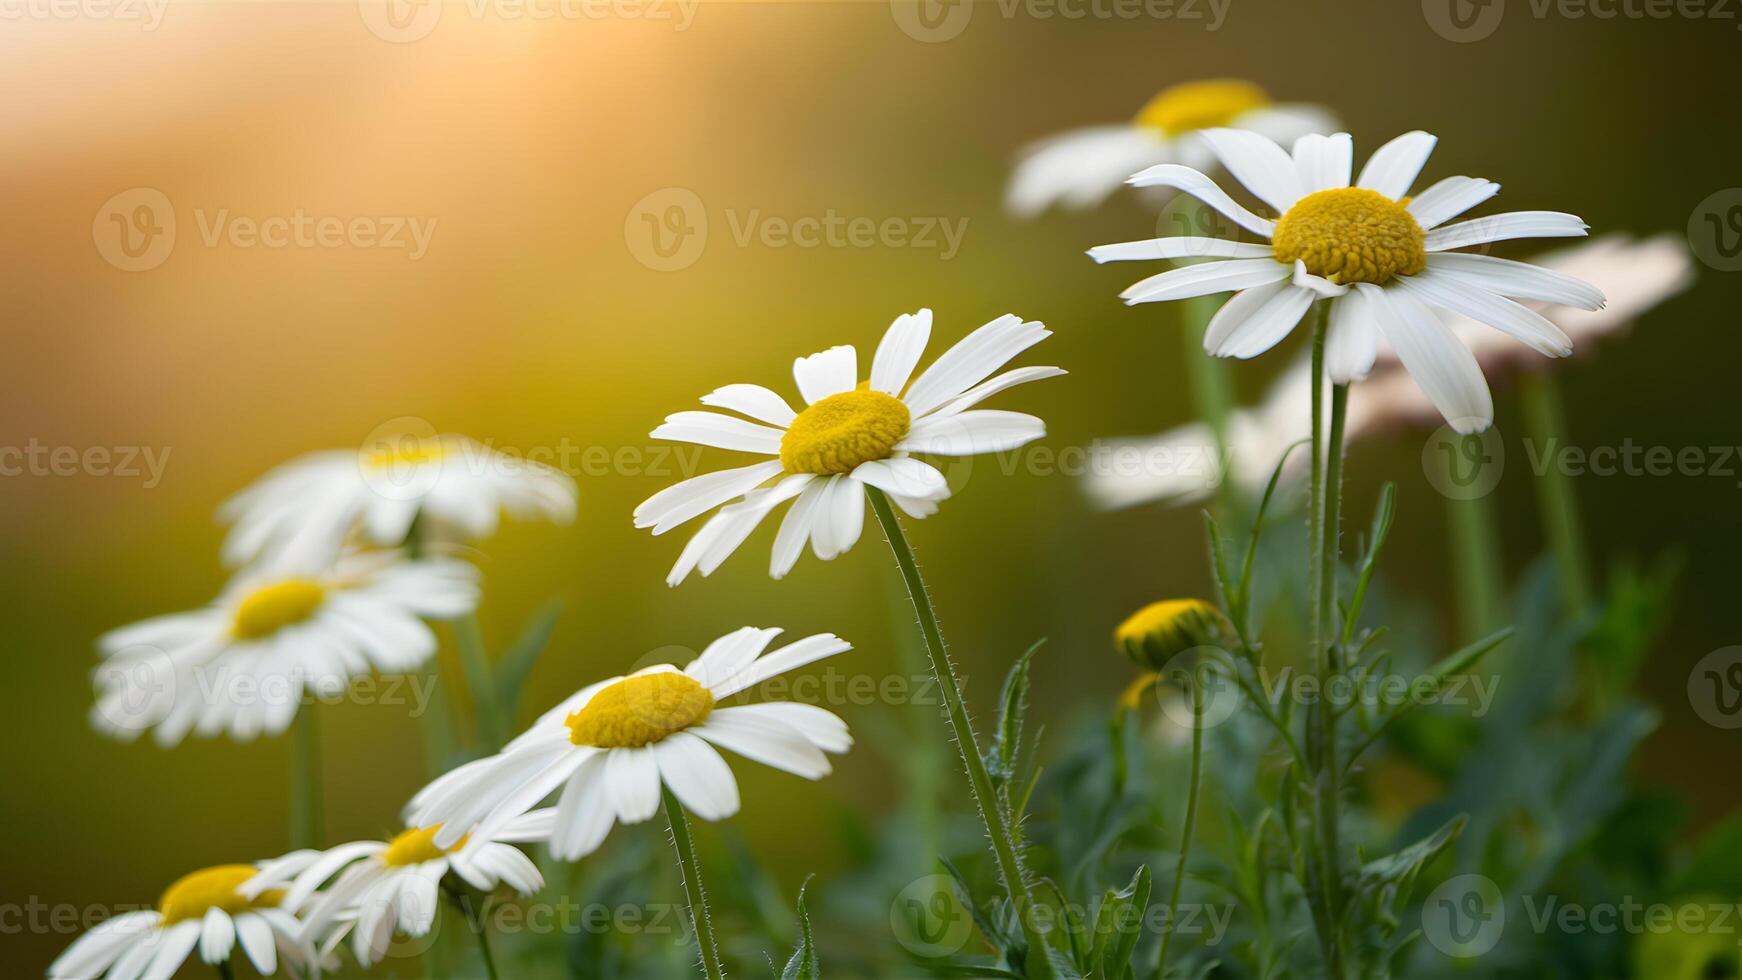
[1271,187,1427,285]
[566,672,715,748]
[1134,79,1269,135]
[158,865,283,927]
[232,579,327,640]
[779,387,911,475]
[382,825,467,867]
[364,440,446,469]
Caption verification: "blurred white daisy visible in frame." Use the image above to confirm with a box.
[242,810,552,967]
[1090,129,1606,433]
[48,864,309,980]
[1084,235,1690,509]
[91,551,479,746]
[1006,79,1335,218]
[220,432,577,567]
[405,627,853,860]
[635,309,1063,585]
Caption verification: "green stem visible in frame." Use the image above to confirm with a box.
[289,705,323,850]
[1444,461,1505,643]
[1156,677,1206,979]
[216,958,235,980]
[663,788,727,980]
[866,489,1055,979]
[455,613,505,750]
[1180,199,1236,512]
[1519,373,1592,616]
[447,884,502,980]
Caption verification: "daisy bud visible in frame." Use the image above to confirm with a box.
[1114,599,1236,671]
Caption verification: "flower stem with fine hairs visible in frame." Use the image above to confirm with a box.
[866,488,1055,979]
[289,706,323,850]
[1156,676,1206,979]
[663,788,726,980]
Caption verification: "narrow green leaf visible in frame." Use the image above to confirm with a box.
[1342,482,1396,644]
[779,876,819,980]
[986,640,1044,791]
[495,597,564,722]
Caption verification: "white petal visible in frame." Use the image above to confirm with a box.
[870,309,932,395]
[723,702,853,754]
[699,384,798,426]
[1291,259,1348,298]
[1125,163,1276,237]
[1291,132,1352,194]
[633,460,785,534]
[1204,281,1313,359]
[1325,290,1379,382]
[1120,257,1292,305]
[143,922,201,980]
[460,749,589,853]
[1424,211,1589,252]
[708,632,852,700]
[605,748,663,824]
[792,345,857,404]
[1087,237,1272,264]
[665,475,810,586]
[234,914,277,975]
[769,480,830,580]
[551,753,615,860]
[652,732,741,821]
[901,315,1051,419]
[898,410,1046,455]
[1406,176,1500,229]
[1423,252,1606,310]
[810,475,864,561]
[650,411,784,454]
[1199,127,1304,212]
[1361,283,1492,433]
[198,908,235,964]
[693,709,833,779]
[1396,270,1572,356]
[1355,130,1438,199]
[850,458,949,500]
[1006,125,1170,217]
[686,626,783,692]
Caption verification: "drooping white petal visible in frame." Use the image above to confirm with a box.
[1291,259,1348,298]
[1126,163,1277,237]
[851,458,950,501]
[1291,132,1352,194]
[723,702,853,754]
[1361,283,1492,433]
[1424,211,1589,252]
[693,709,833,779]
[1120,258,1292,305]
[650,411,785,454]
[1087,237,1272,264]
[1396,270,1573,356]
[811,475,864,561]
[699,384,798,427]
[665,475,812,586]
[198,908,235,964]
[1423,252,1606,310]
[1205,281,1314,359]
[604,747,662,824]
[551,753,615,860]
[792,345,857,404]
[1406,176,1500,230]
[1355,130,1438,199]
[633,460,785,534]
[143,921,201,980]
[1325,289,1379,383]
[234,913,277,976]
[652,732,741,821]
[870,309,932,395]
[769,480,830,580]
[1199,127,1304,213]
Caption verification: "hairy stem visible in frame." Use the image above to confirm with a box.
[1156,677,1206,979]
[664,788,727,980]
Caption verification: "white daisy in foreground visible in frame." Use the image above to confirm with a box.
[48,865,309,980]
[1090,128,1607,433]
[242,810,552,967]
[220,432,577,567]
[1007,79,1335,218]
[92,551,479,746]
[1084,235,1690,509]
[405,627,853,860]
[635,309,1063,585]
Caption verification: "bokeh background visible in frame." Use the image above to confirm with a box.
[4,0,1740,973]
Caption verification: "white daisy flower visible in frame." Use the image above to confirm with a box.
[1006,79,1335,218]
[404,627,853,861]
[1084,235,1690,510]
[219,432,577,568]
[241,810,552,967]
[48,865,309,980]
[1090,128,1607,433]
[634,309,1064,585]
[91,551,479,746]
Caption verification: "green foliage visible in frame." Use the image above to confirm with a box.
[780,878,820,980]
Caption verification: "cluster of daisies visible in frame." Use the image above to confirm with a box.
[56,74,1680,979]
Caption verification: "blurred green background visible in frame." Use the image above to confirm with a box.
[3,0,1740,973]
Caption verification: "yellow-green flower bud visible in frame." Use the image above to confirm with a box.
[1114,599,1236,671]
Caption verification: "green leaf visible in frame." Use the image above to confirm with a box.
[986,640,1044,791]
[1341,481,1396,645]
[1349,814,1465,940]
[779,876,819,980]
[495,598,564,722]
[1235,439,1308,633]
[939,857,1012,950]
[1102,864,1151,976]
